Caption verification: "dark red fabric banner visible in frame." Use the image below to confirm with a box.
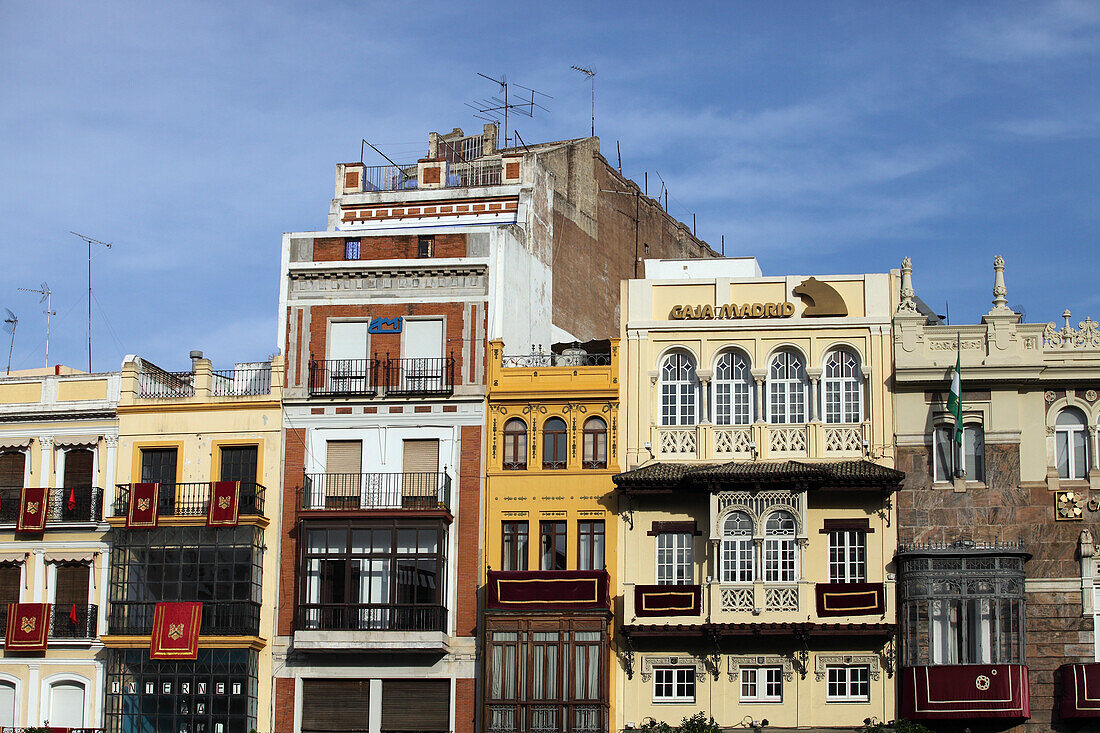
[815,583,886,617]
[634,584,701,617]
[126,483,159,528]
[5,602,50,652]
[207,481,240,527]
[1060,663,1100,718]
[901,664,1030,720]
[486,570,609,610]
[150,602,202,660]
[16,487,48,532]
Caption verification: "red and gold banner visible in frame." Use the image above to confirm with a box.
[5,602,50,652]
[486,570,609,611]
[634,584,702,617]
[901,664,1030,720]
[1060,663,1100,718]
[150,602,202,660]
[16,487,48,532]
[815,582,886,617]
[126,483,159,528]
[206,481,240,527]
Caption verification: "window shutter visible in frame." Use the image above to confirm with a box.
[54,564,89,606]
[381,679,449,731]
[63,449,94,488]
[0,452,25,490]
[0,565,20,602]
[402,439,439,473]
[302,679,370,731]
[325,441,363,508]
[326,441,363,474]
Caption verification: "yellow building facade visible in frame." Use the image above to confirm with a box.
[615,260,901,730]
[101,353,282,733]
[0,366,120,729]
[481,339,620,733]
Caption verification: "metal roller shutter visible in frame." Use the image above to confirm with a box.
[381,679,449,731]
[301,679,370,732]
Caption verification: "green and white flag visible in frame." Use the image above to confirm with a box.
[947,332,964,476]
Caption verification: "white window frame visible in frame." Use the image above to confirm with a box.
[767,350,808,424]
[721,512,755,583]
[652,667,695,703]
[659,353,699,426]
[932,423,985,483]
[828,530,866,583]
[713,351,753,426]
[763,511,797,583]
[1055,408,1090,480]
[825,665,870,702]
[656,532,693,586]
[822,348,862,424]
[740,666,783,703]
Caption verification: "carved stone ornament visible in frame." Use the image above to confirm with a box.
[640,655,708,683]
[728,655,795,682]
[814,654,881,682]
[1045,390,1057,404]
[1045,310,1100,349]
[1087,390,1098,403]
[897,257,918,314]
[1057,491,1085,521]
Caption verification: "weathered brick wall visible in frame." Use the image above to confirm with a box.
[455,677,476,733]
[273,677,295,733]
[278,427,306,637]
[456,424,481,638]
[312,233,466,261]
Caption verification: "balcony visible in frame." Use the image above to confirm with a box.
[632,584,701,618]
[294,603,449,652]
[384,357,454,396]
[0,487,103,525]
[486,570,610,612]
[309,358,378,397]
[359,159,504,192]
[129,358,277,401]
[107,600,260,636]
[49,603,98,640]
[486,703,606,733]
[1,729,104,733]
[308,357,455,397]
[900,664,1030,720]
[300,472,451,514]
[1059,663,1100,718]
[623,582,887,624]
[652,421,870,460]
[114,482,265,519]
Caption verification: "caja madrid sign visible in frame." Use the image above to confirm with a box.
[670,302,795,319]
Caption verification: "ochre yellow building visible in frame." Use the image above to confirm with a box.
[481,339,620,733]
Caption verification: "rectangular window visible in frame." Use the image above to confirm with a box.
[828,530,867,583]
[656,532,692,585]
[417,236,434,258]
[0,563,21,603]
[540,521,567,570]
[652,667,695,703]
[826,665,870,702]
[578,521,605,571]
[740,666,783,702]
[323,440,362,510]
[54,563,90,607]
[933,424,985,482]
[139,447,177,485]
[62,448,95,488]
[344,240,361,260]
[501,521,528,571]
[0,450,26,490]
[763,536,796,583]
[220,445,258,484]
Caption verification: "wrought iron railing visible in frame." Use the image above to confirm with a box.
[108,600,260,636]
[486,702,606,732]
[1,729,105,733]
[211,365,272,396]
[0,487,103,524]
[301,472,450,512]
[297,603,446,633]
[501,351,612,368]
[384,357,455,395]
[361,163,419,192]
[49,603,98,639]
[136,369,194,398]
[114,482,264,518]
[449,159,502,187]
[308,359,378,396]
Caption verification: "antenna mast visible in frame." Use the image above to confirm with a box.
[467,74,552,149]
[571,65,596,138]
[70,232,111,372]
[17,282,53,367]
[2,309,17,375]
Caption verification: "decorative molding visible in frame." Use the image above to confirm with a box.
[1045,390,1058,404]
[897,257,918,314]
[727,655,794,682]
[1057,491,1085,521]
[929,339,983,351]
[640,655,708,683]
[814,654,881,682]
[1045,311,1100,349]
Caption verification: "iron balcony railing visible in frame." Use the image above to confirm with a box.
[136,369,195,398]
[1,729,105,733]
[297,603,446,633]
[49,603,98,639]
[211,365,272,396]
[486,702,607,733]
[308,359,379,396]
[107,600,260,636]
[113,481,265,518]
[301,472,451,513]
[501,351,612,368]
[361,163,419,192]
[384,357,454,396]
[0,487,103,524]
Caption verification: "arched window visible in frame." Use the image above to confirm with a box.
[763,511,797,582]
[721,512,754,583]
[1056,407,1090,479]
[542,417,567,470]
[582,417,607,469]
[502,419,528,471]
[660,352,699,426]
[48,681,85,728]
[0,451,25,491]
[0,680,14,727]
[822,348,862,423]
[713,351,753,425]
[767,350,807,424]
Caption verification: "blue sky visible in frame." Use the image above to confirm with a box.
[1,1,1098,371]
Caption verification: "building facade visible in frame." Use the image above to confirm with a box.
[482,338,620,733]
[102,353,282,733]
[614,259,901,730]
[893,256,1100,730]
[0,366,120,730]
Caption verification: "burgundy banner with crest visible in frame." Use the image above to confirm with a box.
[901,664,1030,720]
[150,602,202,660]
[16,487,48,532]
[126,483,159,528]
[1060,663,1100,718]
[5,602,50,652]
[634,584,702,617]
[206,481,240,527]
[815,583,886,617]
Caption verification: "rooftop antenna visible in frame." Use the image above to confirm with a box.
[70,232,111,372]
[468,73,551,149]
[3,309,16,375]
[570,65,596,138]
[17,282,53,367]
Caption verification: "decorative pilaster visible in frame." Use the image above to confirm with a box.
[697,369,713,425]
[38,437,54,488]
[806,367,822,423]
[104,435,118,517]
[751,368,767,423]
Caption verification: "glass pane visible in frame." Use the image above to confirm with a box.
[1057,432,1070,478]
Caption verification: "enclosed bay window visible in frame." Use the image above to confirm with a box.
[659,352,699,426]
[933,423,985,483]
[822,348,862,423]
[713,350,753,425]
[767,349,808,424]
[656,532,693,585]
[1056,407,1090,479]
[653,667,695,703]
[763,511,797,582]
[721,512,754,583]
[502,419,528,471]
[828,529,866,583]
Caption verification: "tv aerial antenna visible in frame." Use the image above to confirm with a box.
[17,282,54,367]
[70,231,111,372]
[3,309,17,375]
[571,65,596,138]
[466,73,552,149]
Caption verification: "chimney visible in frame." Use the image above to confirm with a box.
[483,123,498,154]
[190,350,204,370]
